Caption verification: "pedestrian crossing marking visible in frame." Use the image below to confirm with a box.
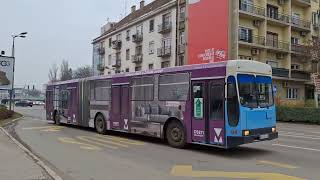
[95,134,145,145]
[58,137,101,150]
[77,136,120,149]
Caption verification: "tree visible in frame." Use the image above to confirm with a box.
[48,63,58,83]
[60,60,73,81]
[305,37,320,73]
[73,65,93,79]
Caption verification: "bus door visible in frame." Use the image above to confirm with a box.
[191,80,225,145]
[111,85,129,131]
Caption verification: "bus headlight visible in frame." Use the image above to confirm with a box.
[243,130,250,136]
[272,127,277,133]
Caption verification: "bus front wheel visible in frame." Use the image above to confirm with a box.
[95,114,107,134]
[166,121,186,148]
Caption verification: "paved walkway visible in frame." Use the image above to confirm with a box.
[0,129,49,180]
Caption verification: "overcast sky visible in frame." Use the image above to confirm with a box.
[0,0,151,89]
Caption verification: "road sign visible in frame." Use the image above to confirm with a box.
[194,98,203,118]
[0,56,14,90]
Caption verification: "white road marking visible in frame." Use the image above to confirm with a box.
[273,144,320,152]
[279,133,320,140]
[279,127,320,134]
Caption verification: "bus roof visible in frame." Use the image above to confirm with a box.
[47,60,272,86]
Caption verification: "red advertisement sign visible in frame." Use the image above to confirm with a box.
[187,0,229,64]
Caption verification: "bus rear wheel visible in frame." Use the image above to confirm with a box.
[95,114,107,134]
[166,121,186,148]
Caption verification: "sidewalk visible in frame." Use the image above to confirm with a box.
[0,129,49,180]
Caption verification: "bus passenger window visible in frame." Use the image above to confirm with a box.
[227,77,239,127]
[209,84,224,120]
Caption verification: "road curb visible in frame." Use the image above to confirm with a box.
[0,119,63,180]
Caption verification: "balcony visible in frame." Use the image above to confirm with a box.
[179,0,186,4]
[267,12,290,26]
[179,13,186,22]
[112,59,121,68]
[272,68,290,78]
[112,40,122,50]
[238,35,265,47]
[291,44,307,54]
[239,2,265,18]
[132,34,143,43]
[132,54,143,63]
[158,22,172,34]
[291,0,311,7]
[98,47,105,55]
[157,47,172,57]
[97,63,105,71]
[291,16,311,31]
[266,39,290,52]
[291,70,311,80]
[178,44,186,54]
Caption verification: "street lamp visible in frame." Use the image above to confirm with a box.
[9,32,28,111]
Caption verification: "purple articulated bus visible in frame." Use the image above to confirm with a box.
[46,60,278,149]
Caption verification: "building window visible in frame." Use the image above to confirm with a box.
[126,49,130,61]
[148,64,153,70]
[291,64,301,70]
[239,55,253,60]
[312,12,319,25]
[136,45,142,55]
[239,27,252,43]
[125,68,129,72]
[291,37,299,44]
[108,55,112,65]
[149,41,155,54]
[149,19,154,32]
[109,38,112,47]
[161,61,170,68]
[178,55,185,66]
[287,88,298,99]
[266,60,278,68]
[135,66,142,71]
[267,4,279,19]
[116,34,121,41]
[136,24,143,35]
[126,30,130,41]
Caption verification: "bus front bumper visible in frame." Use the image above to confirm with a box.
[227,132,278,148]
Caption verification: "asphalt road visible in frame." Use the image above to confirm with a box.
[9,107,320,180]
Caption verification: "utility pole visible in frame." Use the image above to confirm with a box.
[9,32,27,111]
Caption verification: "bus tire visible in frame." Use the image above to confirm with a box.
[95,114,107,134]
[166,121,186,149]
[53,111,60,125]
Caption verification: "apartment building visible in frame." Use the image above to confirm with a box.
[93,0,182,75]
[93,0,320,104]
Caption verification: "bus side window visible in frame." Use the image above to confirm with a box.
[227,76,239,127]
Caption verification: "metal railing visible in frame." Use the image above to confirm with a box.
[132,54,143,63]
[266,38,290,51]
[98,47,105,55]
[112,40,122,50]
[178,44,186,54]
[267,12,290,23]
[97,63,105,71]
[238,34,265,45]
[132,34,143,43]
[272,68,290,78]
[112,59,121,68]
[158,22,172,34]
[239,2,265,16]
[157,47,172,57]
[291,70,311,80]
[291,16,311,29]
[291,44,307,54]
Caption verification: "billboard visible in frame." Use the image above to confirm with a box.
[187,0,229,64]
[0,56,14,90]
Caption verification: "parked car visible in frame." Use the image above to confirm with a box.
[15,100,33,107]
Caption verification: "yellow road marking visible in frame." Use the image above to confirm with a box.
[76,136,119,149]
[58,137,101,150]
[95,135,145,145]
[22,126,61,130]
[258,160,298,169]
[171,165,306,180]
[79,136,128,148]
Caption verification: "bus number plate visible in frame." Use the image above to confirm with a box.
[260,134,269,140]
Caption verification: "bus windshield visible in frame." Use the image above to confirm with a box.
[237,74,274,108]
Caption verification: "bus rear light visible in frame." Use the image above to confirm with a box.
[272,127,276,133]
[243,130,250,136]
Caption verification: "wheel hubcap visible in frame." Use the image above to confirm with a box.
[171,127,182,142]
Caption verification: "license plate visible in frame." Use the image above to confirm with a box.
[260,134,269,140]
